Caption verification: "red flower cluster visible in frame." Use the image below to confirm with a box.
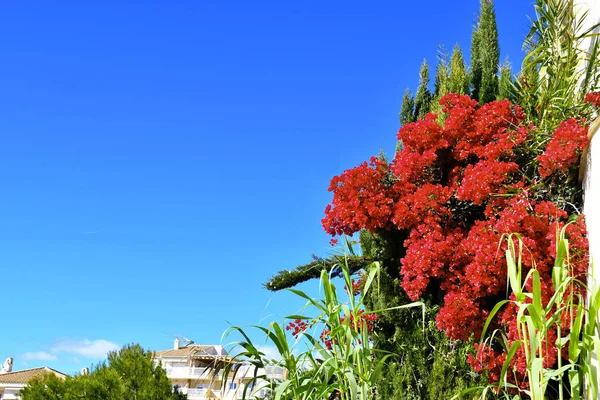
[537,118,589,177]
[344,276,365,296]
[467,343,507,383]
[322,157,400,236]
[585,91,600,108]
[321,93,590,381]
[285,319,308,339]
[345,309,378,332]
[319,310,378,350]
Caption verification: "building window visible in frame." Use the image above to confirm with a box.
[230,383,237,390]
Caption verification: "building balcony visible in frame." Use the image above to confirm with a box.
[185,388,221,399]
[185,388,268,400]
[165,366,222,379]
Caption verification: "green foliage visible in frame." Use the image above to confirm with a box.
[470,17,482,101]
[20,344,185,400]
[262,3,600,400]
[433,51,450,99]
[399,88,416,125]
[219,254,424,400]
[20,374,69,400]
[465,225,600,400]
[513,0,599,198]
[414,59,432,120]
[265,230,486,399]
[362,236,487,400]
[264,254,373,291]
[497,60,515,102]
[470,0,500,103]
[517,0,600,133]
[448,44,470,96]
[430,52,450,120]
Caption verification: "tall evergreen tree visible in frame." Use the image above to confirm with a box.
[399,88,416,125]
[430,55,450,119]
[414,59,432,120]
[448,44,469,95]
[497,59,515,102]
[470,0,500,103]
[470,18,482,101]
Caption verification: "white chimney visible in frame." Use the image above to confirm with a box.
[1,357,13,374]
[174,338,180,350]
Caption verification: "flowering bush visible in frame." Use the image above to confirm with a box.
[585,91,600,108]
[322,93,591,379]
[537,118,589,177]
[465,226,600,399]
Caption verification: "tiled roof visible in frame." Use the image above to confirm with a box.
[154,345,229,360]
[0,367,66,385]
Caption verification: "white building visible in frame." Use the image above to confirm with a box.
[154,339,285,400]
[0,367,67,399]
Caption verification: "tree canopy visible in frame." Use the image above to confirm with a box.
[20,344,186,400]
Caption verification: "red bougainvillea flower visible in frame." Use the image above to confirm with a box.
[321,93,590,386]
[322,157,399,236]
[344,276,365,296]
[585,91,600,108]
[537,118,589,178]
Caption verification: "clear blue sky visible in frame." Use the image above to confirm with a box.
[0,0,534,374]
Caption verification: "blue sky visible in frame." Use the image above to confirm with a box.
[0,0,534,374]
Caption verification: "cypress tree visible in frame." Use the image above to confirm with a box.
[399,88,416,125]
[430,56,450,119]
[448,44,469,95]
[414,59,432,120]
[497,59,515,102]
[470,0,500,103]
[470,19,482,101]
[479,0,500,103]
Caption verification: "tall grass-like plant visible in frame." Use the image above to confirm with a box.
[518,0,600,135]
[215,240,424,400]
[463,224,600,400]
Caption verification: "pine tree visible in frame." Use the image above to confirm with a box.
[399,88,416,125]
[20,344,187,400]
[414,59,432,120]
[448,44,469,95]
[470,0,500,103]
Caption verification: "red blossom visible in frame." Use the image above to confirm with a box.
[457,160,519,205]
[319,310,378,350]
[537,118,589,178]
[320,93,590,386]
[322,157,399,236]
[285,319,308,338]
[344,276,365,296]
[585,91,600,108]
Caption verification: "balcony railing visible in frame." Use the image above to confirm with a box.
[185,388,224,399]
[165,366,218,378]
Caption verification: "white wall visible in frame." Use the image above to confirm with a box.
[1,386,24,399]
[583,122,600,400]
[578,1,600,398]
